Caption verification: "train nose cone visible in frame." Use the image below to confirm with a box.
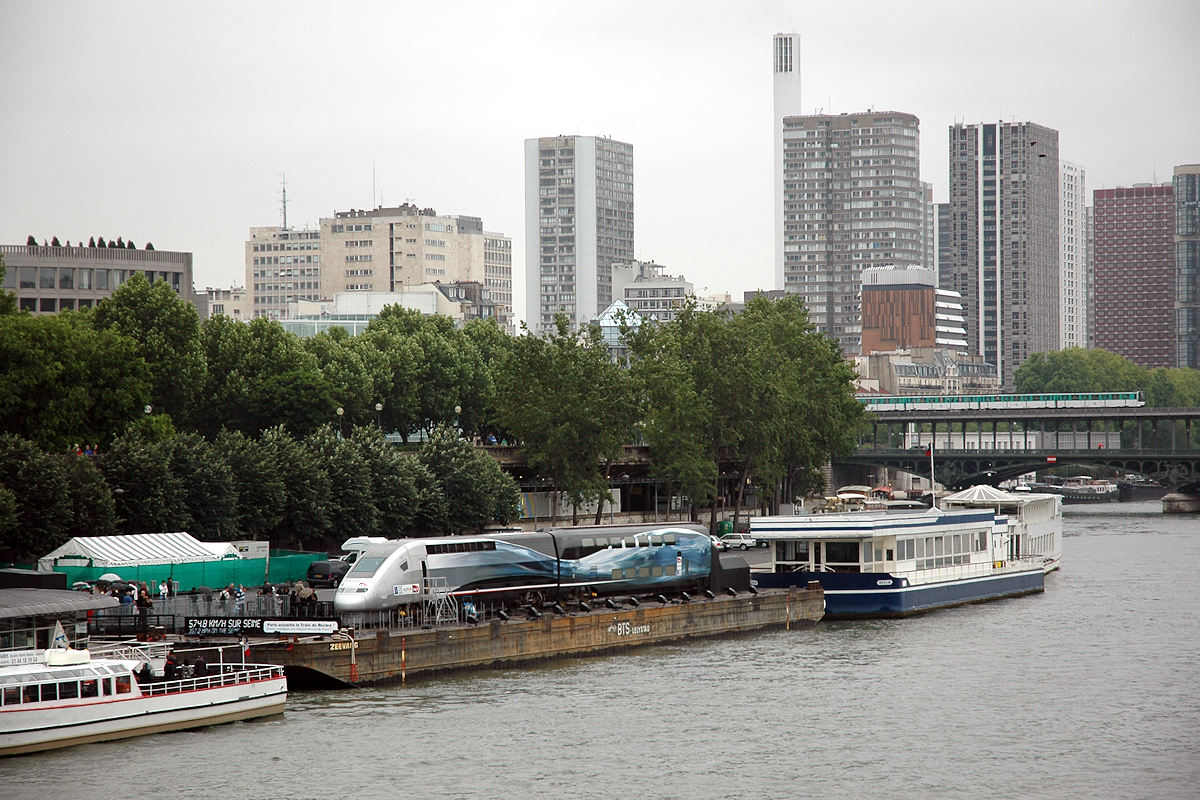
[333,585,370,613]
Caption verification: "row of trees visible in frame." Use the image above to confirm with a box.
[0,255,869,560]
[1015,348,1200,407]
[25,235,153,249]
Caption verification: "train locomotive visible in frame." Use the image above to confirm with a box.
[333,523,736,613]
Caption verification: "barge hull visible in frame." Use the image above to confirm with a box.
[250,587,822,687]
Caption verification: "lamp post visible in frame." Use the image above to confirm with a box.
[143,404,152,416]
[454,405,462,436]
[336,406,344,439]
[375,402,383,431]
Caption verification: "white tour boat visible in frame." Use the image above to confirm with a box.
[0,636,286,757]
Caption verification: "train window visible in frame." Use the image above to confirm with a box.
[666,565,676,575]
[649,535,662,546]
[595,537,610,547]
[581,538,594,548]
[637,567,651,578]
[651,566,663,577]
[663,534,676,545]
[350,557,388,575]
[625,568,637,579]
[611,569,622,580]
[399,560,408,572]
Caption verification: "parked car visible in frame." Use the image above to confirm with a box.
[306,559,351,588]
[708,535,727,552]
[719,532,764,550]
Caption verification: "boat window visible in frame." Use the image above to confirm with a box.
[104,678,114,696]
[23,685,39,703]
[2,686,18,705]
[824,541,859,564]
[39,683,58,702]
[115,675,131,694]
[978,532,987,551]
[875,549,884,562]
[862,543,873,563]
[59,680,79,699]
[81,679,98,698]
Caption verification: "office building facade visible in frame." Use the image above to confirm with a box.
[942,121,1060,387]
[525,135,634,334]
[779,111,923,353]
[860,266,966,354]
[1092,183,1175,367]
[246,227,321,319]
[1,243,195,314]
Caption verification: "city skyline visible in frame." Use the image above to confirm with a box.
[2,1,1197,325]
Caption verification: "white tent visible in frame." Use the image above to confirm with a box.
[38,532,239,572]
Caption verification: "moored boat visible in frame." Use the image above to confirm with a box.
[748,496,1050,618]
[940,484,1063,573]
[0,639,286,756]
[1117,475,1168,502]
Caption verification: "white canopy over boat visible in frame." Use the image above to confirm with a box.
[37,532,239,572]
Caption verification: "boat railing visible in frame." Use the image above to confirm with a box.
[138,663,284,697]
[89,639,173,664]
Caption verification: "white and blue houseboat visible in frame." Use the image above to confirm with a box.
[749,486,1058,618]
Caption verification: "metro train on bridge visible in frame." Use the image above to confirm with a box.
[862,391,1145,413]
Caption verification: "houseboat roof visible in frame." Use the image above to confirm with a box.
[751,507,998,540]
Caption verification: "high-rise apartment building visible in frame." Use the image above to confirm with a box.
[1060,161,1088,349]
[1173,165,1200,368]
[772,32,802,289]
[779,111,923,353]
[1092,183,1175,366]
[919,182,937,272]
[612,260,693,324]
[942,122,1060,387]
[524,135,634,333]
[247,204,513,329]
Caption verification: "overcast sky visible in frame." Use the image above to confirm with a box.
[3,0,1197,323]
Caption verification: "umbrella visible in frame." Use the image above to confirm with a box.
[98,572,122,582]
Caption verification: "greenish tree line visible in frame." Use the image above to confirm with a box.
[0,256,869,561]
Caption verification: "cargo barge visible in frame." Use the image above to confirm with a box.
[243,586,823,688]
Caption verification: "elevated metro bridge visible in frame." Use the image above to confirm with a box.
[847,406,1200,491]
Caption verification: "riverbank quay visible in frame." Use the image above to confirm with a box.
[235,585,823,688]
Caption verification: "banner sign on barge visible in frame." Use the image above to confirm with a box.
[185,617,340,636]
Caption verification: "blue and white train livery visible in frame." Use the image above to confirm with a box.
[748,490,1056,618]
[863,391,1144,413]
[334,524,718,613]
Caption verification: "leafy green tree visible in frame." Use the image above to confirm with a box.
[92,272,205,424]
[496,317,638,525]
[462,318,519,443]
[303,327,378,430]
[166,433,236,539]
[99,432,186,535]
[195,316,334,437]
[417,424,521,533]
[0,255,16,316]
[350,427,437,535]
[0,435,75,563]
[260,426,330,550]
[58,450,117,539]
[1014,348,1145,394]
[213,429,286,540]
[0,312,151,450]
[304,426,377,550]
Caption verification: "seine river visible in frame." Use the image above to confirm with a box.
[5,501,1198,799]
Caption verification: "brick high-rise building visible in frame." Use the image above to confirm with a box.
[1092,183,1175,367]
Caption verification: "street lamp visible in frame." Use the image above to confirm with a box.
[375,402,383,431]
[336,406,344,439]
[143,404,152,416]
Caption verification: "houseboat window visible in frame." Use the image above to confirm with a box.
[824,541,859,564]
[875,549,884,562]
[2,686,18,705]
[81,679,98,697]
[978,532,987,551]
[23,685,39,703]
[885,549,893,560]
[59,680,79,699]
[39,683,58,702]
[115,675,131,694]
[104,678,114,695]
[862,544,873,563]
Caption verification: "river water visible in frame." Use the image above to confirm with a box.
[5,501,1198,799]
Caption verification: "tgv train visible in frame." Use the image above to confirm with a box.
[863,391,1145,413]
[333,524,729,613]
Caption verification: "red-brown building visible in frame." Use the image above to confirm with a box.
[1092,184,1175,367]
